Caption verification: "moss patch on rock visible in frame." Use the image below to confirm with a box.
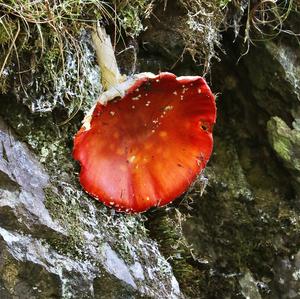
[268,116,300,188]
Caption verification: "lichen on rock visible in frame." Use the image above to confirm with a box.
[0,95,182,298]
[1,0,300,298]
[268,116,300,188]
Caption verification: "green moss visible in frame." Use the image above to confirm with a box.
[0,96,162,271]
[178,0,224,71]
[219,0,231,9]
[268,117,300,171]
[147,209,206,297]
[0,1,105,111]
[272,135,292,162]
[116,0,153,37]
[0,0,156,108]
[147,131,300,297]
[43,187,88,259]
[2,261,19,290]
[0,18,16,45]
[0,18,16,93]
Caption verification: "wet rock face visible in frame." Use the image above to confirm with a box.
[0,118,64,238]
[272,251,300,299]
[0,114,182,298]
[0,240,61,299]
[0,117,63,298]
[241,22,300,196]
[268,117,300,191]
[144,12,300,298]
[0,4,299,299]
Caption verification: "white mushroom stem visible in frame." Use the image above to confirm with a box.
[84,24,154,132]
[91,22,126,90]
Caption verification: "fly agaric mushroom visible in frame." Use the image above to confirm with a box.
[73,25,216,213]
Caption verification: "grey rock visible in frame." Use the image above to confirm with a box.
[272,251,300,299]
[0,116,182,298]
[239,270,262,299]
[0,117,65,238]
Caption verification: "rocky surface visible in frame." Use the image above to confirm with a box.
[0,1,300,299]
[0,114,181,298]
[145,8,300,299]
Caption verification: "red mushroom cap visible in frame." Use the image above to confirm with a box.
[73,72,216,213]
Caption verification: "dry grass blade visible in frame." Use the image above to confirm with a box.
[0,18,20,78]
